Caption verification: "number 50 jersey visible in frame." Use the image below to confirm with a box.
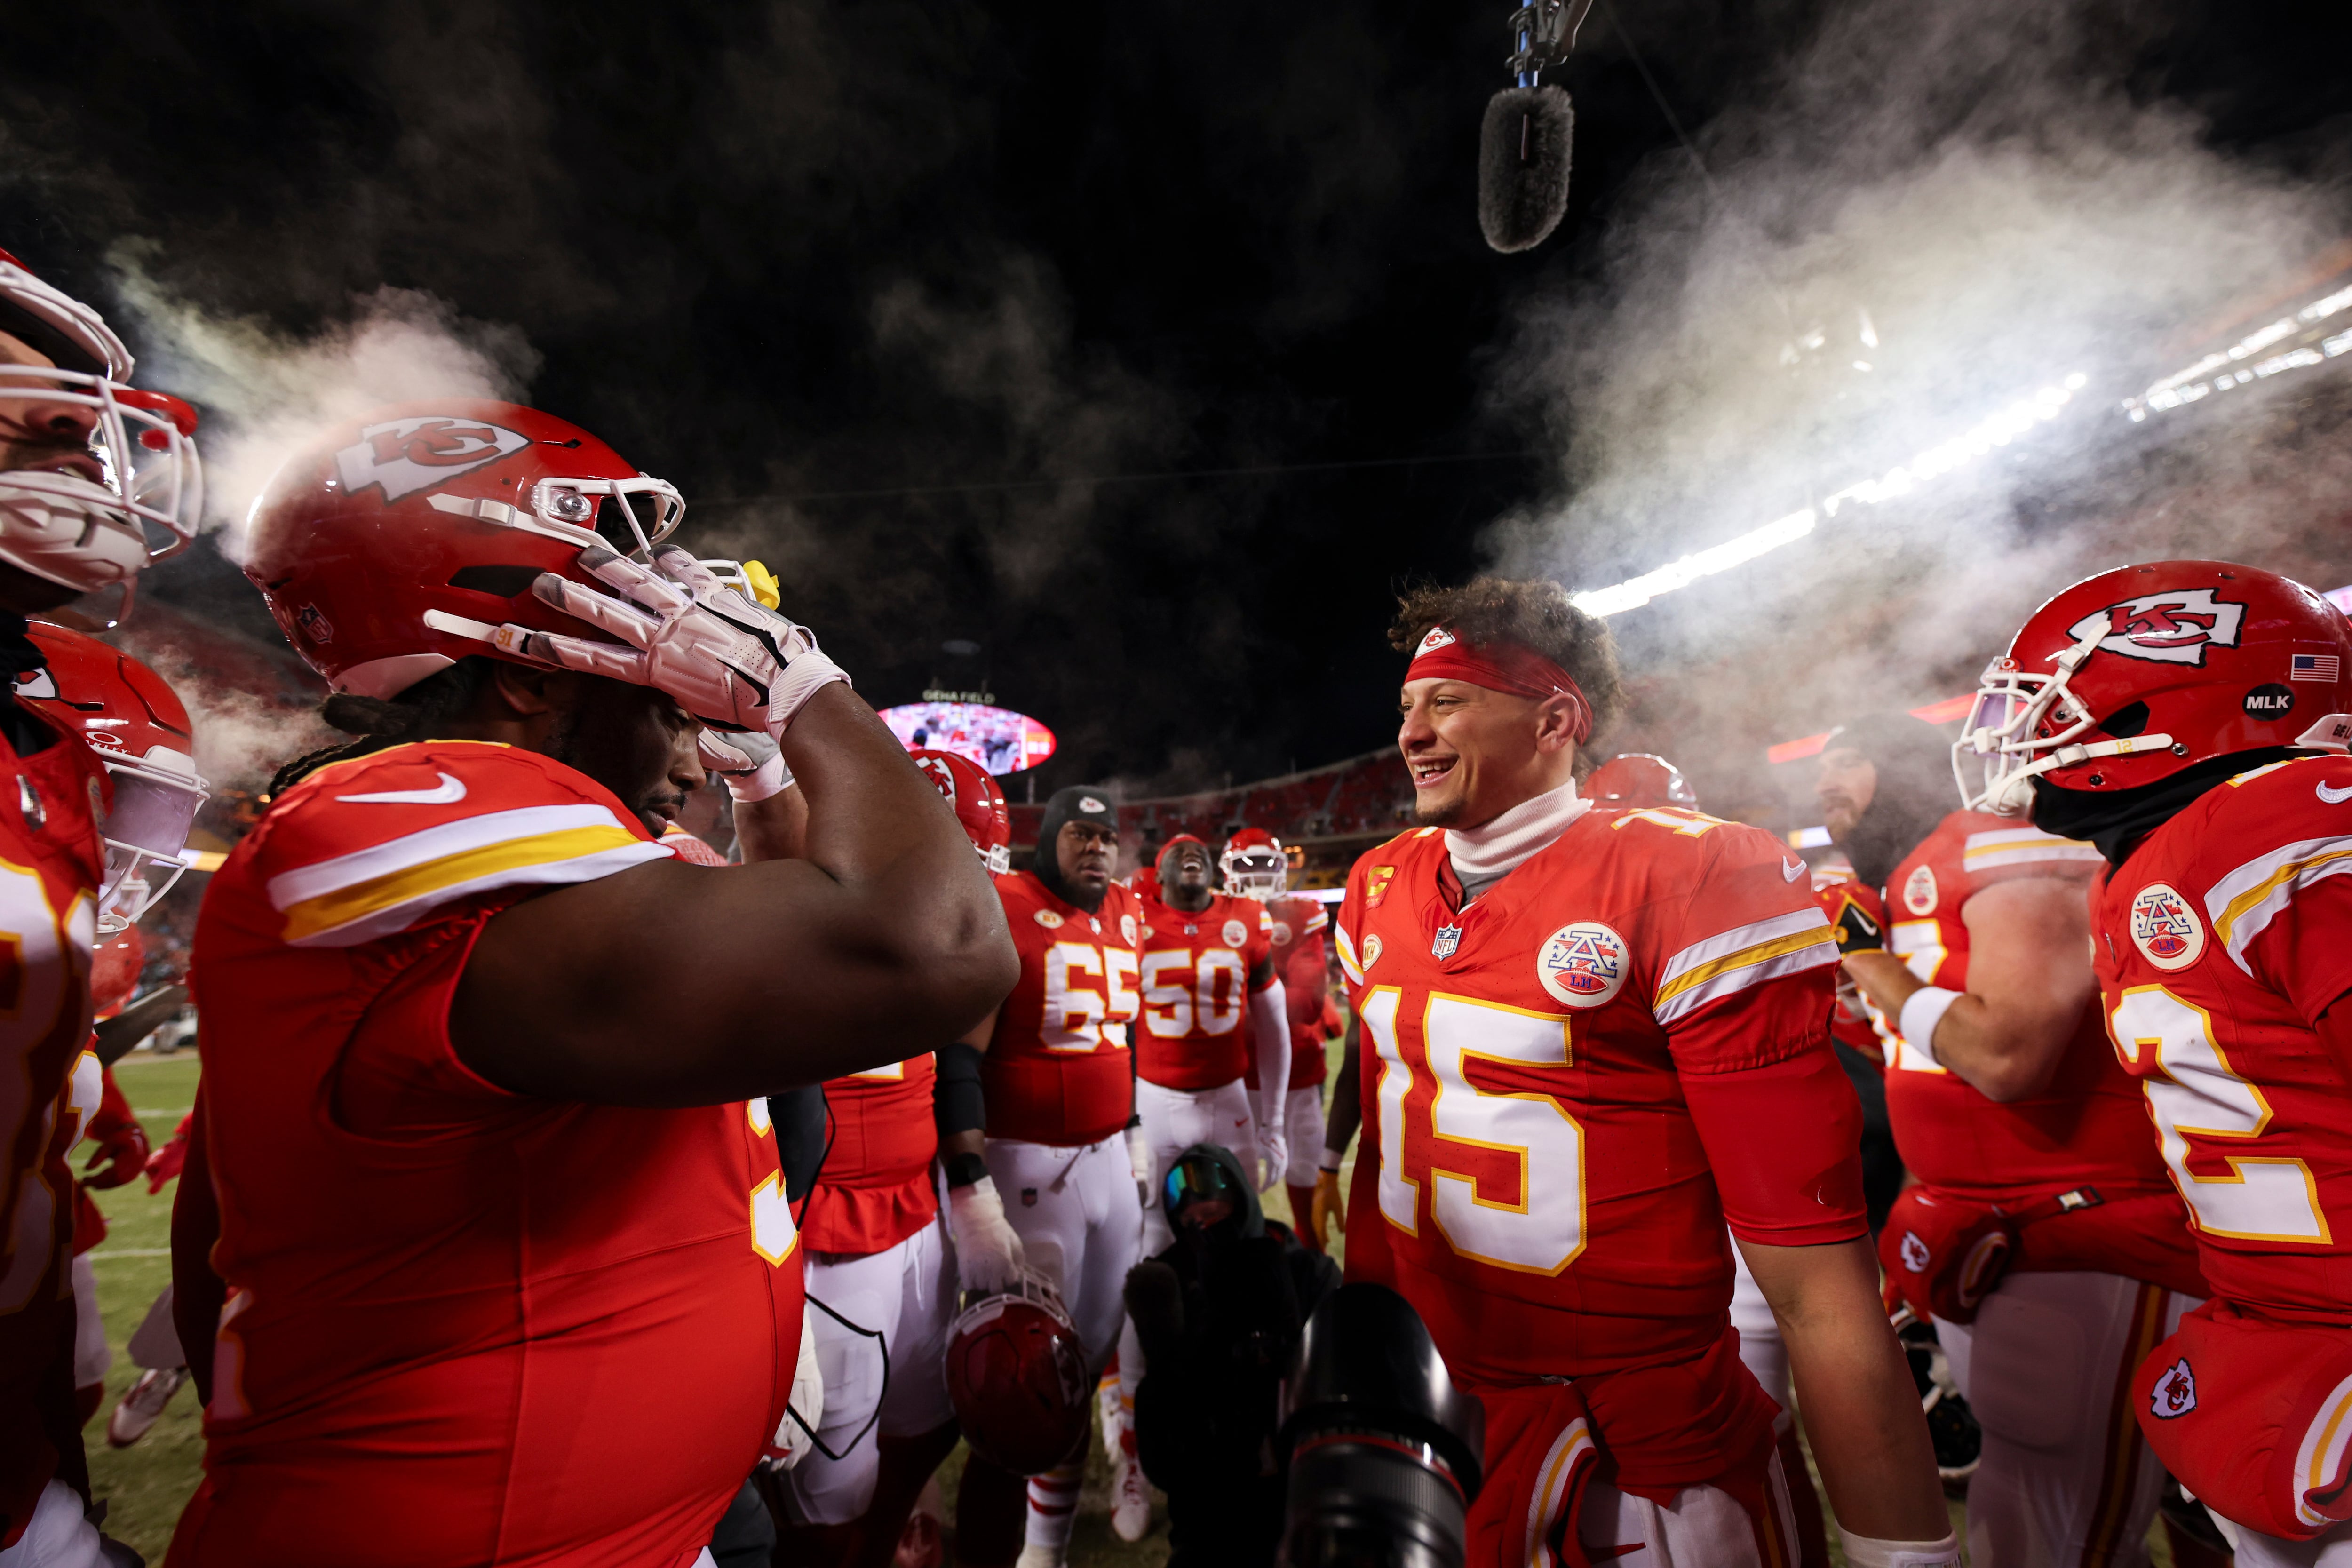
[1335,807,1861,1385]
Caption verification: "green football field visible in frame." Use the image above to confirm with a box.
[81,1051,2150,1566]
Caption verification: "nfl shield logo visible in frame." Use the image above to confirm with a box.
[1431,925,1462,960]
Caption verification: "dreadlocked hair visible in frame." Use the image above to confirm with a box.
[265,657,495,802]
[1389,576,1627,777]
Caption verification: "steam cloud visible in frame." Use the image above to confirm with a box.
[1484,0,2352,816]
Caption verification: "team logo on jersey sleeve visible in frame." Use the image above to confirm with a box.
[2066,589,2245,666]
[2129,882,2205,970]
[1902,864,1938,915]
[1034,909,1064,929]
[1271,920,1293,945]
[1535,922,1629,1008]
[2149,1357,2196,1418]
[1222,918,1247,947]
[1361,933,1383,971]
[334,416,531,502]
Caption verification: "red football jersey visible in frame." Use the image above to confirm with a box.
[0,715,106,1548]
[1135,891,1272,1091]
[1879,812,2170,1201]
[1333,805,1860,1403]
[1253,893,1333,1090]
[984,871,1141,1147]
[170,740,801,1568]
[805,1053,939,1256]
[2088,755,2352,1322]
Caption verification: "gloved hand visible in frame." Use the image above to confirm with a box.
[1824,891,1885,953]
[1310,1167,1345,1249]
[769,1313,826,1470]
[501,545,848,737]
[145,1116,191,1194]
[1254,1124,1288,1194]
[83,1120,150,1191]
[947,1175,1028,1296]
[1127,1122,1154,1209]
[698,728,792,803]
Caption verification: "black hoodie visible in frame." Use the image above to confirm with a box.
[1031,784,1120,911]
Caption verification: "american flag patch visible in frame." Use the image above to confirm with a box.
[2292,654,2341,683]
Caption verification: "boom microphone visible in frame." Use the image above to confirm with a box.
[1477,0,1591,254]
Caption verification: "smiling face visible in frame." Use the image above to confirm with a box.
[1814,746,1878,843]
[1056,818,1118,898]
[1398,677,1581,830]
[1159,839,1214,910]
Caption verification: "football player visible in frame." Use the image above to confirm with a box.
[1334,578,1953,1568]
[1223,827,1338,1250]
[1829,701,2205,1568]
[1963,559,2352,1566]
[0,245,200,1561]
[953,785,1145,1568]
[1107,833,1287,1537]
[159,401,1014,1567]
[770,748,1005,1568]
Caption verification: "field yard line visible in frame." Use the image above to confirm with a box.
[87,1248,172,1259]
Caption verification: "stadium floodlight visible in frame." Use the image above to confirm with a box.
[1571,374,2085,620]
[2127,280,2352,421]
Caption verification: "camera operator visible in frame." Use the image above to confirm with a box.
[1123,1143,1341,1568]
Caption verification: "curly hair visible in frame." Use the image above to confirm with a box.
[1389,576,1626,753]
[265,657,495,801]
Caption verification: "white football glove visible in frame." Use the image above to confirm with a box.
[497,545,848,737]
[1254,1125,1289,1194]
[770,1311,826,1470]
[698,728,792,803]
[1127,1122,1155,1209]
[947,1175,1028,1296]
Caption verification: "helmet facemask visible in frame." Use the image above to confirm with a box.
[94,755,208,934]
[0,369,201,598]
[1955,627,2177,814]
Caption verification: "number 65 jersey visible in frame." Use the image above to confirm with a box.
[2088,755,2352,1321]
[1334,809,1861,1386]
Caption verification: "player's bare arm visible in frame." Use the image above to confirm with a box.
[456,678,1018,1103]
[1842,875,2097,1101]
[1737,1238,1951,1542]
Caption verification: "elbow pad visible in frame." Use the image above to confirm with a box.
[935,1041,986,1142]
[771,1084,829,1202]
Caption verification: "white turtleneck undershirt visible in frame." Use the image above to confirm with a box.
[1445,777,1590,903]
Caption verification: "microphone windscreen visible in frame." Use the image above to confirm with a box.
[1478,85,1574,254]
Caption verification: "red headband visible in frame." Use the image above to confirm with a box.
[1406,626,1594,744]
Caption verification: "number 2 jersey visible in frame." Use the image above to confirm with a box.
[1134,890,1272,1090]
[2088,754,2352,1322]
[984,871,1142,1147]
[1878,811,2172,1202]
[1333,806,1862,1406]
[173,740,802,1568]
[0,710,103,1549]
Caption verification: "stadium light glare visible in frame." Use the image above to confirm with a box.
[1572,374,2086,620]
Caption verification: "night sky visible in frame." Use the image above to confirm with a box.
[1,0,2346,792]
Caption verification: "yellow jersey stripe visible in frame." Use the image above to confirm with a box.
[2208,838,2352,972]
[1655,927,1836,1009]
[281,824,655,944]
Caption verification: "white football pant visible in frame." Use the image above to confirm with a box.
[1727,1239,1789,1417]
[1936,1271,2193,1568]
[2217,1518,2352,1566]
[1283,1083,1325,1189]
[0,1482,105,1568]
[1569,1445,1812,1567]
[1132,1076,1257,1253]
[782,1215,957,1526]
[69,1254,108,1390]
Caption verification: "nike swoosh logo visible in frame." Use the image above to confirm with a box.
[338,772,467,806]
[1783,857,1807,882]
[2320,781,2352,804]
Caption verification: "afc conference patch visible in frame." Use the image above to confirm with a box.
[2129,882,2205,971]
[1535,921,1629,1009]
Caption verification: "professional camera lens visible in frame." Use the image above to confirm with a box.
[1283,1427,1470,1568]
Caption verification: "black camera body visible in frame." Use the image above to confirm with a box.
[1278,1284,1486,1568]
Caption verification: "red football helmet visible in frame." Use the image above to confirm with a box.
[0,247,202,596]
[1584,752,1699,810]
[1959,560,2352,813]
[943,1274,1090,1475]
[1221,825,1287,899]
[91,926,145,1018]
[18,620,206,932]
[911,748,1011,875]
[241,400,684,697]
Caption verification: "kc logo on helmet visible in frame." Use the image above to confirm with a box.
[2148,1357,2196,1419]
[1535,921,1629,1008]
[2067,589,2246,666]
[335,416,530,502]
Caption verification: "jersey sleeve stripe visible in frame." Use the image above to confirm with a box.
[1303,908,1329,933]
[278,825,672,947]
[2204,834,2352,975]
[1962,827,2102,872]
[1653,909,1836,1026]
[266,804,638,909]
[1333,923,1362,986]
